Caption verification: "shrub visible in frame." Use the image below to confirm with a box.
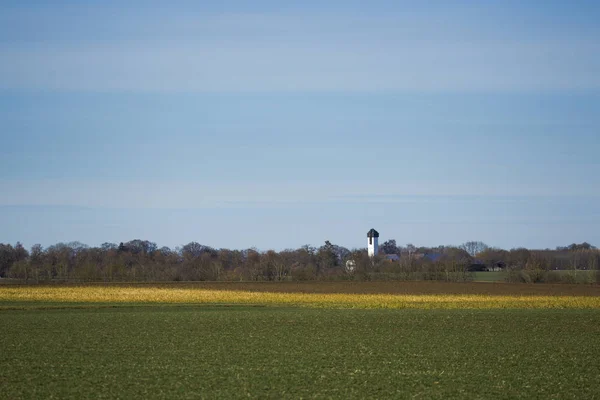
[561,271,577,284]
[292,264,317,281]
[528,269,546,283]
[504,268,522,283]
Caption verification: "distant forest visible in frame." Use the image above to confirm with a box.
[0,240,598,284]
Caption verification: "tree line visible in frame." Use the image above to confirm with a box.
[0,239,598,283]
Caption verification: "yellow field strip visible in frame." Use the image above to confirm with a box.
[1,286,599,309]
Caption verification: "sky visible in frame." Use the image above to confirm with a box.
[1,0,599,251]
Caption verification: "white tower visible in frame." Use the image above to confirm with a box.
[367,228,379,257]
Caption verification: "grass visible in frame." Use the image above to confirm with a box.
[2,282,599,398]
[473,271,506,282]
[2,306,600,399]
[473,270,598,283]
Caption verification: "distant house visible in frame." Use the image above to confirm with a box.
[385,254,400,262]
[468,260,487,272]
[469,260,505,272]
[423,253,443,262]
[487,261,505,272]
[384,253,431,262]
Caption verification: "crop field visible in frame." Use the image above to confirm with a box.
[2,281,600,310]
[1,282,600,399]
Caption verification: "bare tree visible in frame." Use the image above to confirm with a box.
[460,241,489,257]
[405,244,417,259]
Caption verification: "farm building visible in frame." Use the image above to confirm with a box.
[468,260,506,272]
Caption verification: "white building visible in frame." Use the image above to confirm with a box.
[367,228,379,257]
[345,259,356,272]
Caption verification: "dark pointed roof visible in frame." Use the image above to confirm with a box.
[367,228,379,238]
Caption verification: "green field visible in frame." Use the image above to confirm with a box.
[472,271,507,282]
[473,270,598,283]
[2,283,600,399]
[1,306,599,399]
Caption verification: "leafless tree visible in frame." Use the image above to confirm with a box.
[460,241,489,257]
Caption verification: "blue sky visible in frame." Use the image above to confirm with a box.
[1,1,599,250]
